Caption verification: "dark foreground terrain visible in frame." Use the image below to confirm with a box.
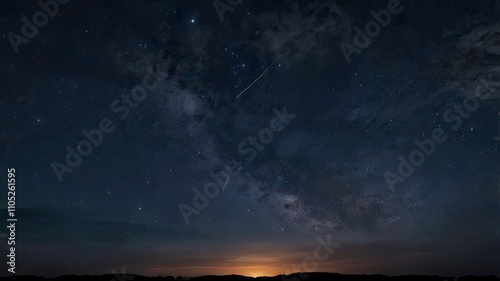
[0,273,499,281]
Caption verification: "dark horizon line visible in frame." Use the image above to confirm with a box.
[1,272,499,279]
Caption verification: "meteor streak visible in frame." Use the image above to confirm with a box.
[235,57,278,100]
[222,175,230,190]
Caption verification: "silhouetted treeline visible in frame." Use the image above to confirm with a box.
[0,272,498,281]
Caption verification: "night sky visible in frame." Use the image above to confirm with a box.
[0,0,499,278]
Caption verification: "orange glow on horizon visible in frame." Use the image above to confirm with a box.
[237,266,283,277]
[145,264,286,278]
[141,247,342,277]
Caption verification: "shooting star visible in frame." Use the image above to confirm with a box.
[235,57,278,100]
[222,175,230,190]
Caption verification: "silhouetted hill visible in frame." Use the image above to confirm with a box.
[0,273,498,281]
